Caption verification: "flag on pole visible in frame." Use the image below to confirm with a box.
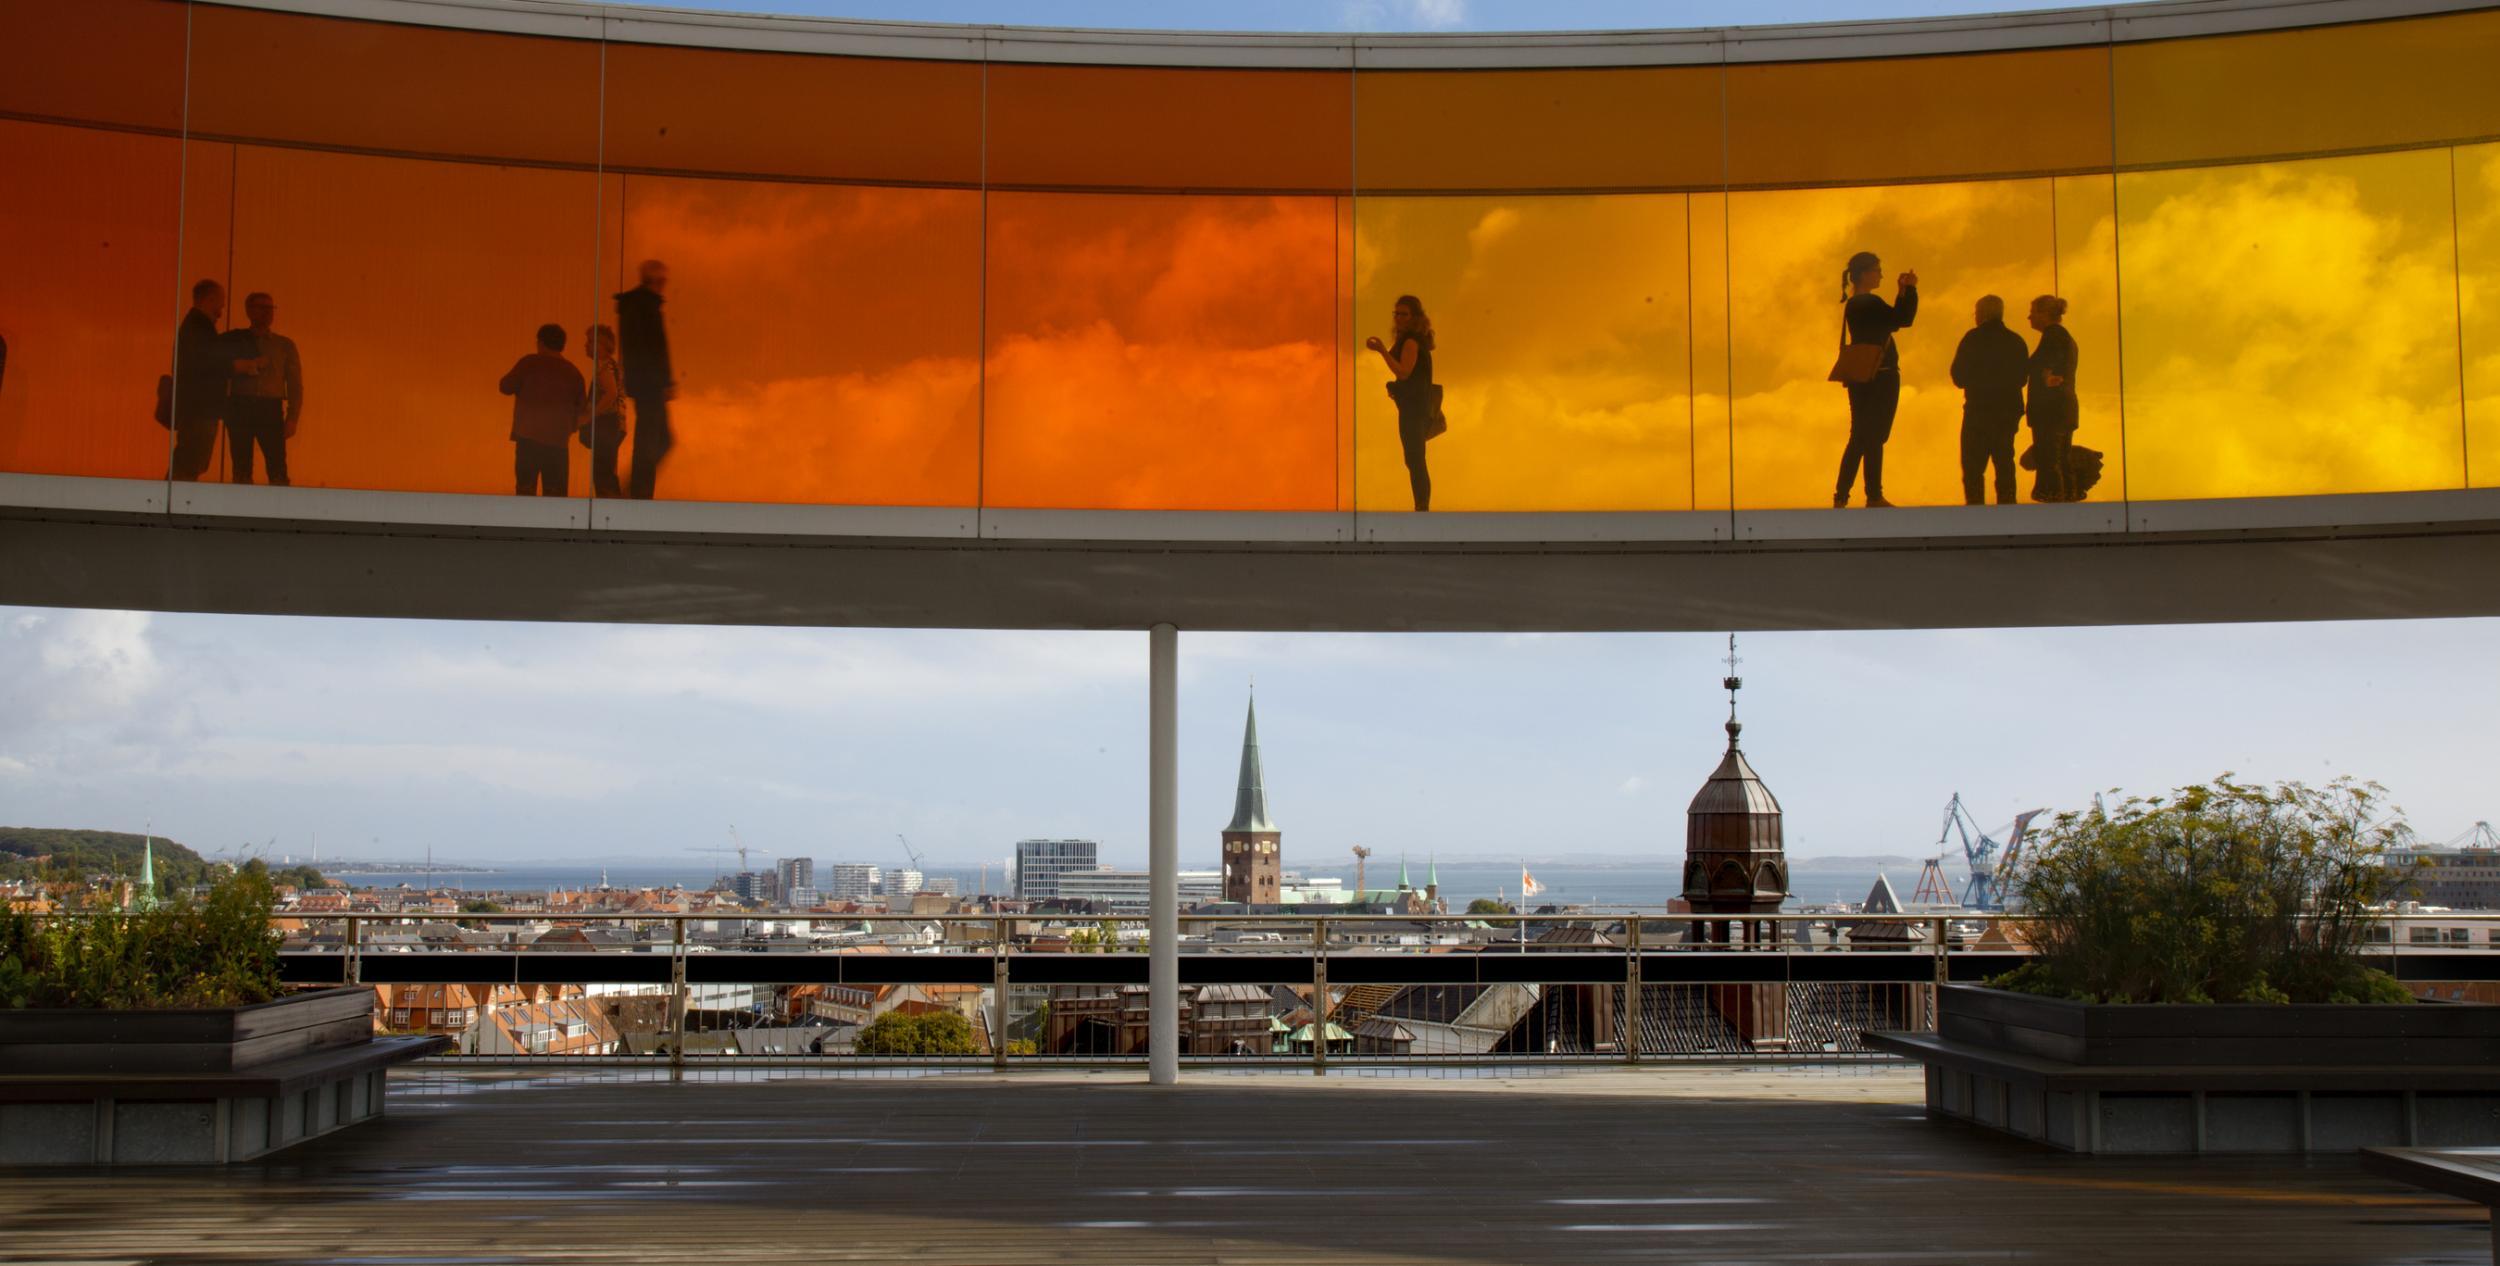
[1521,865,1544,898]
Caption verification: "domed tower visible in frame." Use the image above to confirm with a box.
[1683,636,1788,937]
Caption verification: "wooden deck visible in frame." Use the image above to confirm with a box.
[0,1066,2487,1264]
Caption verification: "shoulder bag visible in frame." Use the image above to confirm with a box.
[1828,304,1885,385]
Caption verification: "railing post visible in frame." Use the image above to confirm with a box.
[1623,916,1642,1066]
[993,915,1011,1072]
[1311,914,1328,1077]
[345,915,362,987]
[669,915,688,1076]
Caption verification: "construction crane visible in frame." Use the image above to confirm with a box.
[727,826,750,874]
[2447,822,2500,851]
[898,834,925,872]
[1936,793,2046,913]
[1350,845,1372,898]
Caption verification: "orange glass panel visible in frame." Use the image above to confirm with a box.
[183,145,600,495]
[1352,195,1694,512]
[985,64,1349,192]
[1728,178,2065,509]
[2114,11,2500,169]
[1727,47,2111,189]
[1354,67,1722,192]
[0,0,185,133]
[188,6,599,166]
[982,192,1341,511]
[2464,143,2500,488]
[603,44,980,186]
[2117,149,2463,500]
[612,175,979,506]
[0,120,181,480]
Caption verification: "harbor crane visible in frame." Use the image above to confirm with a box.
[1351,845,1372,898]
[1937,793,2046,913]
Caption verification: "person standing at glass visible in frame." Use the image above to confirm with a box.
[614,259,675,500]
[222,292,302,486]
[170,279,243,482]
[2025,295,2079,502]
[499,323,586,497]
[1364,294,1436,512]
[581,323,625,499]
[1949,295,2027,506]
[1834,251,1917,509]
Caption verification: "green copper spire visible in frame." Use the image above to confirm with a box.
[1399,854,1411,889]
[1429,855,1439,889]
[135,835,158,913]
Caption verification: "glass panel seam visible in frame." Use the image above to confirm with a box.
[2451,144,2470,488]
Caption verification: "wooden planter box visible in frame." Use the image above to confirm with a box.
[1868,985,2500,1154]
[0,987,445,1165]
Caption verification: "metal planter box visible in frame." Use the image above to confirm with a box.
[1871,985,2500,1154]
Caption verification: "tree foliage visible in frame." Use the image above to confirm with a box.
[1996,777,2414,1005]
[1,868,285,1009]
[1465,898,1511,916]
[853,1009,980,1056]
[0,827,214,890]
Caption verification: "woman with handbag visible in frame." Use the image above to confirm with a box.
[2024,294,2080,502]
[1366,294,1439,512]
[1830,250,1919,508]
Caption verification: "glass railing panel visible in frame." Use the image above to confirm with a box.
[1350,194,1700,512]
[2111,9,2500,170]
[987,63,1350,195]
[176,7,603,497]
[1726,45,2113,189]
[2460,142,2500,490]
[1728,177,2076,509]
[601,43,982,188]
[1353,66,1722,194]
[981,192,1345,511]
[0,0,186,484]
[2113,148,2464,500]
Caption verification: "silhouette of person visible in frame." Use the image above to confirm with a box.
[1364,294,1437,512]
[222,292,302,486]
[171,279,246,481]
[499,323,586,497]
[2026,294,2080,502]
[614,260,675,500]
[1834,251,1918,508]
[581,323,626,499]
[1948,294,2028,506]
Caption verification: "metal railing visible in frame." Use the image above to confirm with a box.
[229,909,2500,1070]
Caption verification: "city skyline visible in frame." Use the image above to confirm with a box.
[6,606,2493,870]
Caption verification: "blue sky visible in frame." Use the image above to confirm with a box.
[634,0,2115,32]
[4,609,2492,871]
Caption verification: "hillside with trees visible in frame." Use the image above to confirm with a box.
[0,828,327,891]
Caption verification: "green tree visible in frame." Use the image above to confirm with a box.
[1465,898,1511,916]
[460,898,507,915]
[1998,776,2414,1005]
[0,868,283,1009]
[854,1009,979,1056]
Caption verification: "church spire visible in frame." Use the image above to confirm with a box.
[1225,691,1275,833]
[135,834,158,913]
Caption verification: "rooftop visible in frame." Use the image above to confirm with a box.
[2,1067,2476,1264]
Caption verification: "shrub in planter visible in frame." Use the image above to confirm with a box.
[0,868,283,1010]
[1993,776,2414,1005]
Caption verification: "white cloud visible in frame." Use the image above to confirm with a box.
[1340,0,1468,30]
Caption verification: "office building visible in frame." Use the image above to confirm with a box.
[1015,838,1099,901]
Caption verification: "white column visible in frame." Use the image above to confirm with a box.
[1148,622,1180,1085]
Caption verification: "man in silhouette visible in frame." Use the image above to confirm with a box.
[222,292,303,485]
[171,279,250,481]
[614,259,675,499]
[499,323,585,497]
[1948,294,2029,506]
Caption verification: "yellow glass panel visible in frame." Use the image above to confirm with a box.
[1355,67,1722,192]
[614,175,980,506]
[1728,179,2064,509]
[2117,149,2463,500]
[1351,195,1694,512]
[1727,47,2110,188]
[2114,10,2500,169]
[0,120,180,480]
[2053,173,2125,500]
[982,193,1342,511]
[2462,143,2500,488]
[1690,193,1734,512]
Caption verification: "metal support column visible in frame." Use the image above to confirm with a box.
[668,915,689,1077]
[1312,915,1329,1076]
[993,915,1012,1071]
[1148,623,1180,1086]
[1624,916,1643,1065]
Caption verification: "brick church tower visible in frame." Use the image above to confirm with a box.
[1221,692,1282,905]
